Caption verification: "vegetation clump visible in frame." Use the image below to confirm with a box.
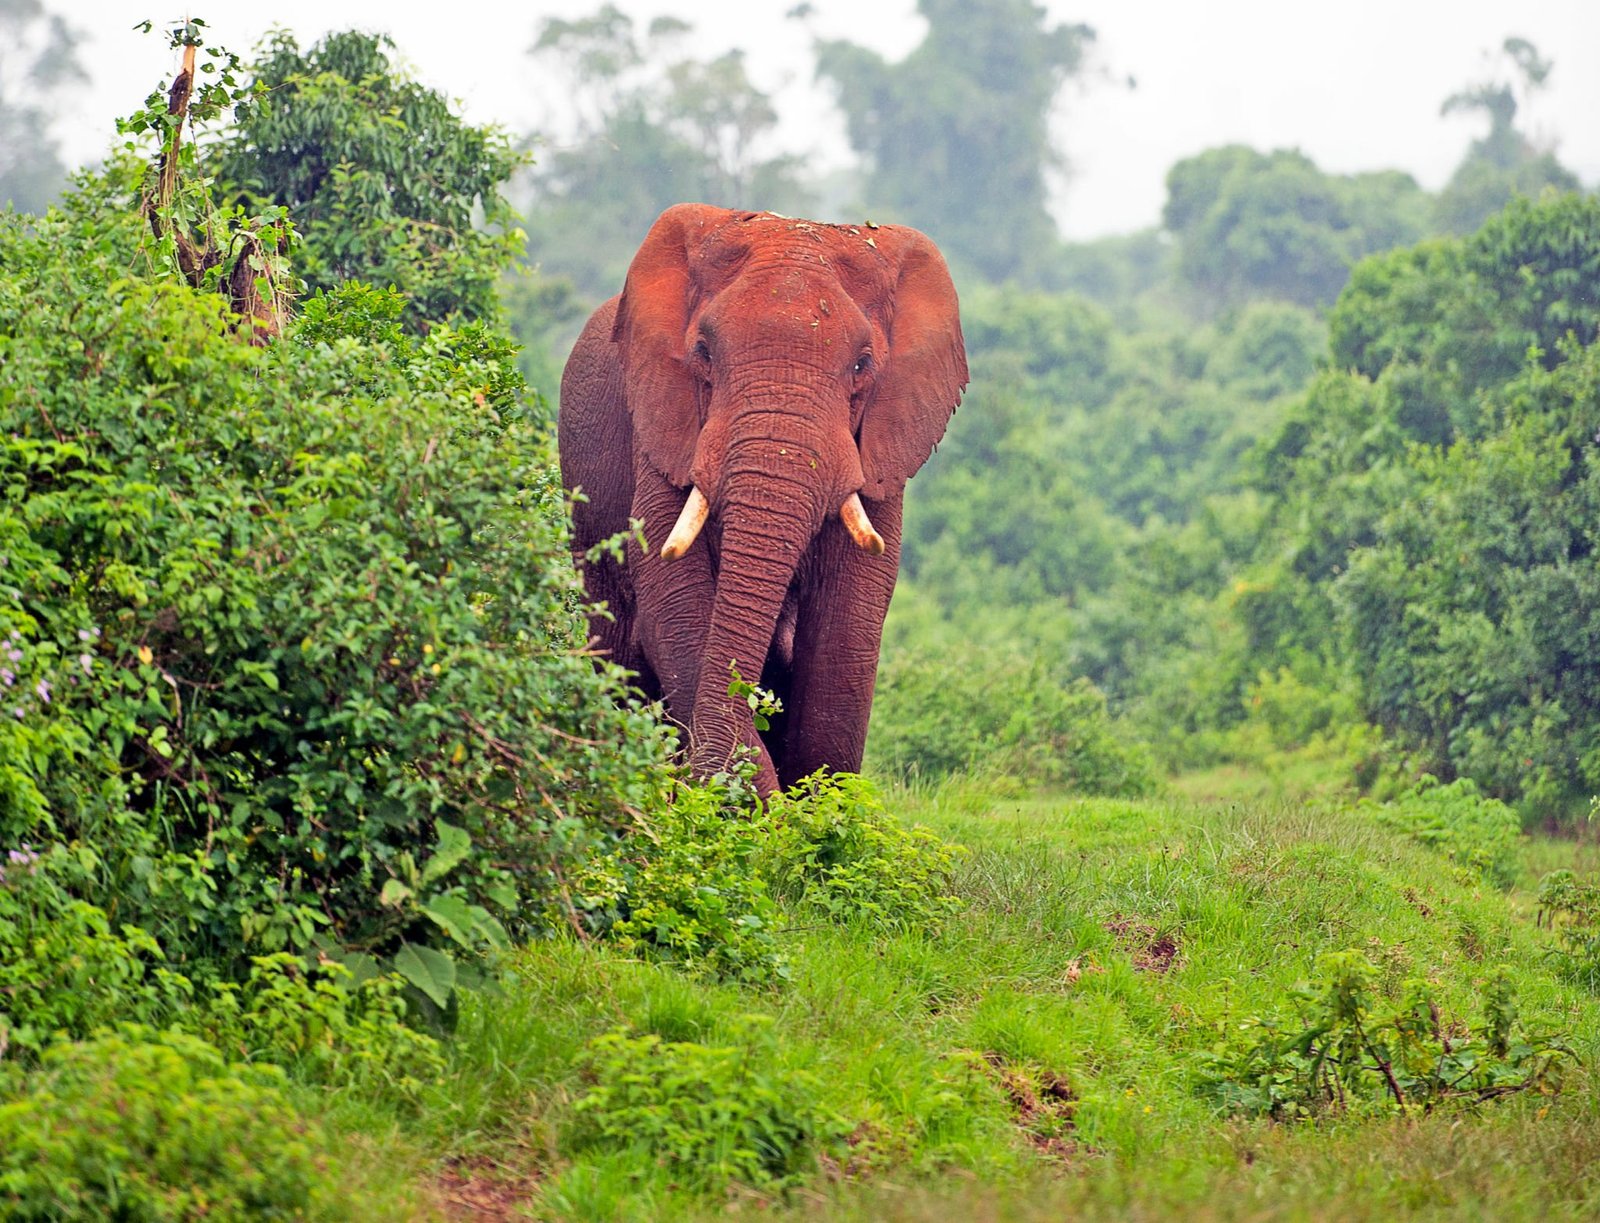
[1537,869,1600,991]
[564,771,965,983]
[1197,952,1568,1120]
[0,1028,358,1220]
[1366,775,1522,888]
[565,1017,847,1192]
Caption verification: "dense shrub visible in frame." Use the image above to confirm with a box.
[1197,952,1568,1120]
[564,771,967,982]
[567,1017,846,1190]
[869,645,1156,795]
[1366,776,1522,888]
[0,1028,356,1219]
[760,773,965,933]
[0,175,669,1005]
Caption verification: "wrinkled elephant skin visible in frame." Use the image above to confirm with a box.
[559,205,967,795]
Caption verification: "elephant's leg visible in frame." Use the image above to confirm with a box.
[628,463,721,743]
[778,492,904,787]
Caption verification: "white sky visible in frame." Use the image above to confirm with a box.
[53,1,1600,239]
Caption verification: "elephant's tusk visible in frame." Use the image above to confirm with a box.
[840,492,885,555]
[659,486,710,560]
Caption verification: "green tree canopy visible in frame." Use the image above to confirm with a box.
[814,0,1093,282]
[1435,37,1581,234]
[525,5,809,299]
[220,30,523,329]
[1162,146,1430,310]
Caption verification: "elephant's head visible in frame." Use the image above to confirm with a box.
[612,205,967,783]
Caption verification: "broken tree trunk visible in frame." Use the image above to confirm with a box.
[145,40,288,344]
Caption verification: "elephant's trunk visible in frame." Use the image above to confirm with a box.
[687,426,833,792]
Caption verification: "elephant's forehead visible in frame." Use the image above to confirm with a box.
[696,213,893,299]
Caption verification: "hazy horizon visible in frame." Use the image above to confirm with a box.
[49,1,1600,240]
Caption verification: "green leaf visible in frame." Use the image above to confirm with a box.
[392,941,456,1007]
[421,894,508,950]
[379,878,412,908]
[420,820,471,885]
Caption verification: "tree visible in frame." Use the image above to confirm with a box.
[220,31,523,329]
[525,6,808,300]
[1435,37,1580,235]
[813,0,1093,282]
[1162,147,1431,311]
[0,0,87,213]
[1252,195,1600,814]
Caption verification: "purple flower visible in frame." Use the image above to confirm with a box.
[4,649,19,664]
[78,628,93,642]
[34,679,50,703]
[0,667,11,687]
[78,653,93,675]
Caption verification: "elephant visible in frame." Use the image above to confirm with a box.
[559,204,967,795]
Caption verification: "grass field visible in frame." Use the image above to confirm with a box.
[302,775,1600,1220]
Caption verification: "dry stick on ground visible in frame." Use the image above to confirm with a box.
[144,39,287,343]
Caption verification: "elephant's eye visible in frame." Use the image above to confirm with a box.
[691,338,712,364]
[852,352,873,378]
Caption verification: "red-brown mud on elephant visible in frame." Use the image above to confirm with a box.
[1105,914,1181,974]
[433,1155,540,1222]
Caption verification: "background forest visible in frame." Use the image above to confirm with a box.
[505,2,1594,822]
[4,3,1600,1218]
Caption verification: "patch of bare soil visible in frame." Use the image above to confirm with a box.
[984,1052,1084,1161]
[434,1156,539,1222]
[1105,914,1181,973]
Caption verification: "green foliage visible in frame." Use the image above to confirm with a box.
[869,643,1156,796]
[1366,776,1522,889]
[0,1027,355,1219]
[1537,870,1600,990]
[221,30,523,329]
[760,773,965,933]
[814,0,1092,282]
[526,6,809,301]
[0,847,189,1056]
[564,772,968,982]
[194,954,445,1092]
[1163,146,1430,310]
[569,1016,846,1191]
[0,172,668,1006]
[1197,952,1568,1120]
[1230,194,1600,812]
[567,772,787,984]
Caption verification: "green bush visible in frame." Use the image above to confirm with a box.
[1537,870,1600,990]
[1366,776,1522,889]
[567,1016,847,1190]
[0,846,189,1055]
[0,174,669,1007]
[564,771,968,983]
[0,1027,355,1219]
[565,772,787,984]
[761,772,965,933]
[193,954,445,1092]
[1197,951,1569,1120]
[869,645,1157,795]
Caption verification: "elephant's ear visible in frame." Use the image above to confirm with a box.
[611,204,730,487]
[858,228,968,497]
